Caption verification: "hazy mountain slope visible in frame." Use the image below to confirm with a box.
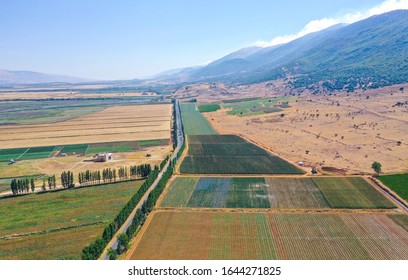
[0,69,92,85]
[282,9,408,90]
[164,10,408,91]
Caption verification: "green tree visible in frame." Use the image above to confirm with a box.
[41,179,46,191]
[116,233,129,255]
[107,248,117,260]
[371,162,382,175]
[30,178,35,193]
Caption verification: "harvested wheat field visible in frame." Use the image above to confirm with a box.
[127,211,408,260]
[206,85,408,174]
[0,104,172,148]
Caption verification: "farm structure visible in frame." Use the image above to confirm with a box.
[128,211,408,260]
[94,153,113,162]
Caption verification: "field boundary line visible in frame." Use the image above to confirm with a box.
[123,211,157,260]
[0,221,105,240]
[154,207,400,215]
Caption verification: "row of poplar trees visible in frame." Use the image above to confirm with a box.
[10,175,57,195]
[78,164,151,186]
[10,165,151,195]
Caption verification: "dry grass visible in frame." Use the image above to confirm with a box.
[0,104,172,149]
[206,85,408,174]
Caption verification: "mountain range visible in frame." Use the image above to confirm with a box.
[0,69,92,86]
[155,9,408,92]
[1,10,407,91]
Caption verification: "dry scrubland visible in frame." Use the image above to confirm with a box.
[0,104,172,148]
[129,211,408,260]
[206,85,408,174]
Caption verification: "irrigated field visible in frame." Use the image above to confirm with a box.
[378,173,408,202]
[198,104,221,113]
[222,97,290,117]
[0,180,143,259]
[161,176,394,209]
[180,135,304,174]
[180,104,217,135]
[0,104,172,149]
[313,177,396,209]
[128,211,408,260]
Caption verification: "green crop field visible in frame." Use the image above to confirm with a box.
[130,211,408,260]
[313,177,395,209]
[180,104,217,135]
[222,97,259,103]
[181,135,304,174]
[223,97,290,117]
[60,144,89,155]
[161,177,391,209]
[0,146,56,161]
[161,177,198,207]
[0,148,28,162]
[378,173,408,202]
[0,180,143,259]
[198,104,221,113]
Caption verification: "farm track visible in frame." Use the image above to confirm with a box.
[155,207,400,215]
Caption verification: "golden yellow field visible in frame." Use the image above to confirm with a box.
[0,104,172,148]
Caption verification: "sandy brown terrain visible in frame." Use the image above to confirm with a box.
[0,104,172,148]
[205,84,408,174]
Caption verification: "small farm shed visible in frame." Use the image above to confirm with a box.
[94,153,113,162]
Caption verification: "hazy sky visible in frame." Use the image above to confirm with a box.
[0,0,406,80]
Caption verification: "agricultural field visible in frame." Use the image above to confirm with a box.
[0,180,143,259]
[0,104,172,149]
[180,135,304,174]
[0,145,170,188]
[128,211,408,260]
[179,104,217,135]
[378,173,408,202]
[313,177,396,209]
[0,96,158,125]
[161,176,394,209]
[222,97,290,117]
[0,139,170,163]
[198,103,221,113]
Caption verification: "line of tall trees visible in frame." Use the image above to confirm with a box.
[81,165,160,260]
[61,171,74,188]
[10,178,30,195]
[47,175,57,190]
[78,164,151,186]
[99,126,185,259]
[10,175,56,195]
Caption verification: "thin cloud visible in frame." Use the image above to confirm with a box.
[255,0,408,47]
